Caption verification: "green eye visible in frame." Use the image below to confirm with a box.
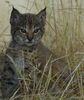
[20,28,26,33]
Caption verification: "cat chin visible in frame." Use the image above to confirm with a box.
[24,40,39,47]
[25,42,35,47]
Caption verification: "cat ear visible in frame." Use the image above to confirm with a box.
[10,7,21,25]
[37,8,46,23]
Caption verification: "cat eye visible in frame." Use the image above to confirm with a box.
[33,28,40,34]
[20,28,26,33]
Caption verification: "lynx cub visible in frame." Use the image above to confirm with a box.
[1,7,68,99]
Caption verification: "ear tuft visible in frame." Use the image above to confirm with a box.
[12,7,19,13]
[42,7,46,12]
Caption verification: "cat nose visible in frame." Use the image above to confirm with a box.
[28,38,33,41]
[27,36,33,42]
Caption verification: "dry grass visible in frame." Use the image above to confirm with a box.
[0,0,84,100]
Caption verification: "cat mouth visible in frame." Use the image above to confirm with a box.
[25,42,34,47]
[24,39,40,47]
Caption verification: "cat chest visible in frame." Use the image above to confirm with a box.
[24,50,39,65]
[14,49,40,70]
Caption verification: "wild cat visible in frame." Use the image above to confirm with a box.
[1,7,69,99]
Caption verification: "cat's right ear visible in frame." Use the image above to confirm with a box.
[10,7,21,25]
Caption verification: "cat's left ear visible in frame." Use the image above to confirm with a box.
[37,8,46,23]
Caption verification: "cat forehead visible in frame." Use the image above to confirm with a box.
[23,14,38,28]
[24,14,37,22]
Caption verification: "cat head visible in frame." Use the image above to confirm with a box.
[10,7,46,47]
